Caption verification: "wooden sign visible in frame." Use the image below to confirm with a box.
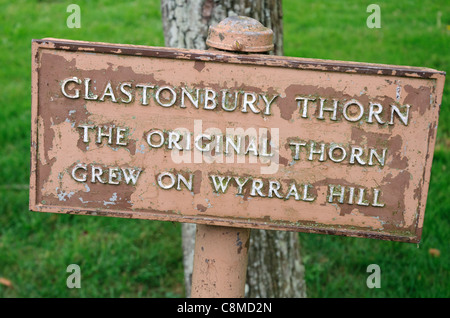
[30,38,445,243]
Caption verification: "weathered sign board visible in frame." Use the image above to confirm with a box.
[30,38,445,243]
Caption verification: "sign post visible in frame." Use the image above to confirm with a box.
[190,17,275,297]
[191,224,250,297]
[30,16,445,298]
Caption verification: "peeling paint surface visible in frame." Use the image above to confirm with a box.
[29,39,445,243]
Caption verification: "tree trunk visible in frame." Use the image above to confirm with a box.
[161,0,283,55]
[160,0,306,298]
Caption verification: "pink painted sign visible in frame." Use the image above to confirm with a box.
[30,38,445,242]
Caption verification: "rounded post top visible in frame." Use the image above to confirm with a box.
[206,16,274,53]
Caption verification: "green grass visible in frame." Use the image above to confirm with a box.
[0,0,449,297]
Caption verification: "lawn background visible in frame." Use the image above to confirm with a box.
[0,0,448,297]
